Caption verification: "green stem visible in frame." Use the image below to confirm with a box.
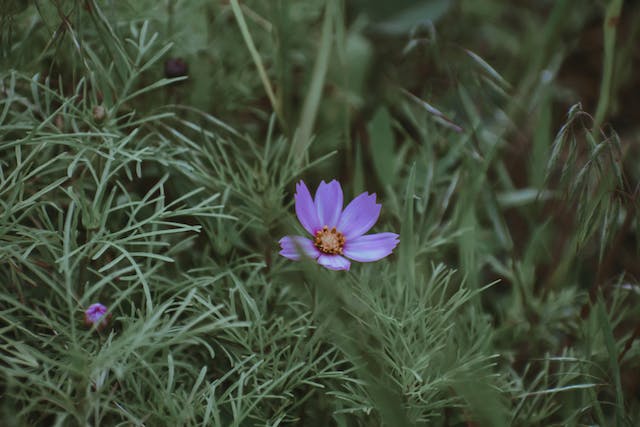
[592,0,623,134]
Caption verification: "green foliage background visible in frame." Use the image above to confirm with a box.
[0,0,639,425]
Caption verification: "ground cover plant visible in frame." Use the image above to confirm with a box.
[1,0,639,425]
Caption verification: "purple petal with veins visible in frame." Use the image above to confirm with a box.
[279,236,320,260]
[337,192,381,239]
[317,254,351,271]
[343,233,399,262]
[314,180,343,228]
[295,181,321,235]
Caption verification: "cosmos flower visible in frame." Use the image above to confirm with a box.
[84,303,110,330]
[279,180,399,271]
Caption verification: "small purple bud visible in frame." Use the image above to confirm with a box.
[164,58,188,79]
[84,303,110,330]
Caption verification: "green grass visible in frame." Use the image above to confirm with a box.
[1,0,639,425]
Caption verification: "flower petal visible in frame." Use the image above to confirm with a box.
[314,180,343,227]
[317,254,351,271]
[343,232,399,262]
[279,236,320,260]
[337,192,381,239]
[295,181,321,235]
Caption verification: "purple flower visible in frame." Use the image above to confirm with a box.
[279,180,399,271]
[84,303,110,329]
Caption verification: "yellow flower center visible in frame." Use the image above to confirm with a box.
[314,226,346,255]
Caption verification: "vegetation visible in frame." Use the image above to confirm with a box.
[0,0,638,425]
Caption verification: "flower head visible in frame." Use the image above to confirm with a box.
[279,180,399,270]
[84,303,110,330]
